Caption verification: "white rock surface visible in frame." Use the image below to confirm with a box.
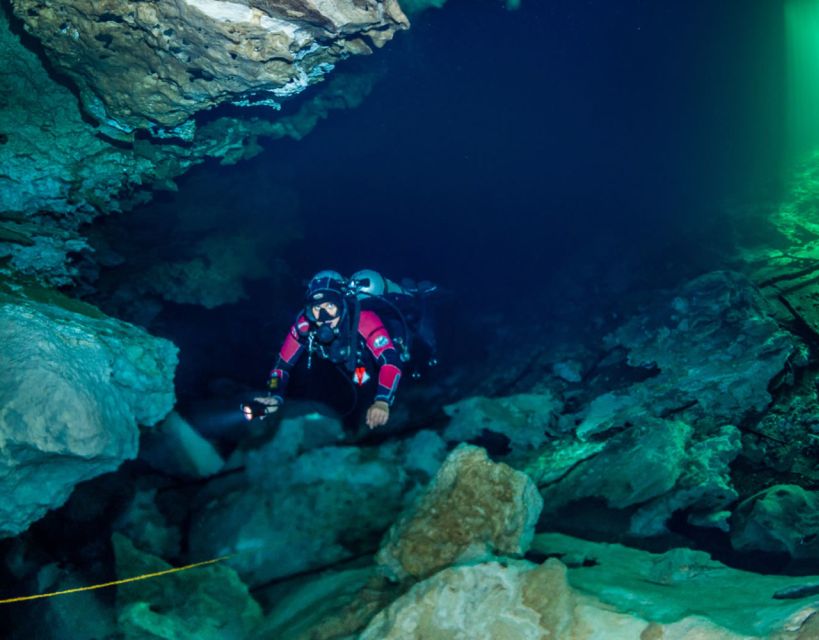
[359,559,759,640]
[0,292,177,537]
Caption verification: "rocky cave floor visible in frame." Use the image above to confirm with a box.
[8,0,819,637]
[6,223,819,638]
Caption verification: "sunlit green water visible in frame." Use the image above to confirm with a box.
[786,0,819,167]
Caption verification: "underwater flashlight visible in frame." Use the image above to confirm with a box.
[239,401,269,421]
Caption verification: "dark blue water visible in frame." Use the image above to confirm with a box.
[267,0,784,304]
[93,0,786,399]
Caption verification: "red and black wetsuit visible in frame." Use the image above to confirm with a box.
[267,310,403,406]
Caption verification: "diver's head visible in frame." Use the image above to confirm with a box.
[305,270,347,328]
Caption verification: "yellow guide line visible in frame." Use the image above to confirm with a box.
[0,555,232,605]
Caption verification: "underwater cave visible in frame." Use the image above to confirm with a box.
[3,0,819,637]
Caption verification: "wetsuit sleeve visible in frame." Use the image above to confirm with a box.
[267,315,309,402]
[358,310,402,405]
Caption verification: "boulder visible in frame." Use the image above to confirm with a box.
[257,566,399,640]
[0,292,176,537]
[538,418,691,513]
[139,411,224,479]
[731,485,819,560]
[189,424,447,586]
[5,562,117,640]
[113,488,182,559]
[376,444,543,581]
[533,419,742,537]
[442,393,563,453]
[114,534,262,640]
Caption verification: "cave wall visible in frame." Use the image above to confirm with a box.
[0,0,410,285]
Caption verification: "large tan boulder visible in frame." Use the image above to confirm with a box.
[376,444,543,581]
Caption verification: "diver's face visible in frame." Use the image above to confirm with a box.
[311,302,341,328]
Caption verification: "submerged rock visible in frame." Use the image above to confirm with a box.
[538,418,691,514]
[188,415,447,586]
[0,291,177,537]
[359,558,762,640]
[738,154,819,342]
[731,485,819,561]
[442,392,563,453]
[257,565,400,640]
[600,270,796,429]
[376,444,543,581]
[0,9,152,282]
[529,533,819,639]
[113,488,183,559]
[114,533,262,640]
[531,419,741,537]
[0,4,383,285]
[139,411,225,479]
[631,424,741,534]
[10,0,408,132]
[5,562,117,640]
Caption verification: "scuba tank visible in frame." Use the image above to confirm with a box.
[350,269,415,365]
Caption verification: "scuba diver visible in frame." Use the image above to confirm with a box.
[246,269,438,429]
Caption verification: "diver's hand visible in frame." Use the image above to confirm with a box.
[253,396,281,419]
[366,401,390,429]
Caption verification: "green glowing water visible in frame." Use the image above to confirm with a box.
[786,0,819,167]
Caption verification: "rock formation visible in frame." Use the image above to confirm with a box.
[0,1,396,286]
[0,288,177,537]
[188,409,448,586]
[442,392,563,454]
[597,270,798,431]
[10,0,408,132]
[731,485,819,561]
[114,533,262,640]
[376,444,543,581]
[358,559,761,640]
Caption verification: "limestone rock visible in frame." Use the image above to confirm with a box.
[257,565,400,640]
[532,419,741,537]
[538,418,691,513]
[531,532,819,639]
[6,562,117,640]
[11,0,408,132]
[0,291,177,537]
[358,558,757,640]
[139,411,225,479]
[1,0,381,285]
[114,533,262,640]
[0,9,154,281]
[737,152,819,340]
[442,392,563,453]
[630,424,741,535]
[602,270,796,428]
[113,488,183,559]
[189,425,447,586]
[375,444,543,581]
[731,485,819,560]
